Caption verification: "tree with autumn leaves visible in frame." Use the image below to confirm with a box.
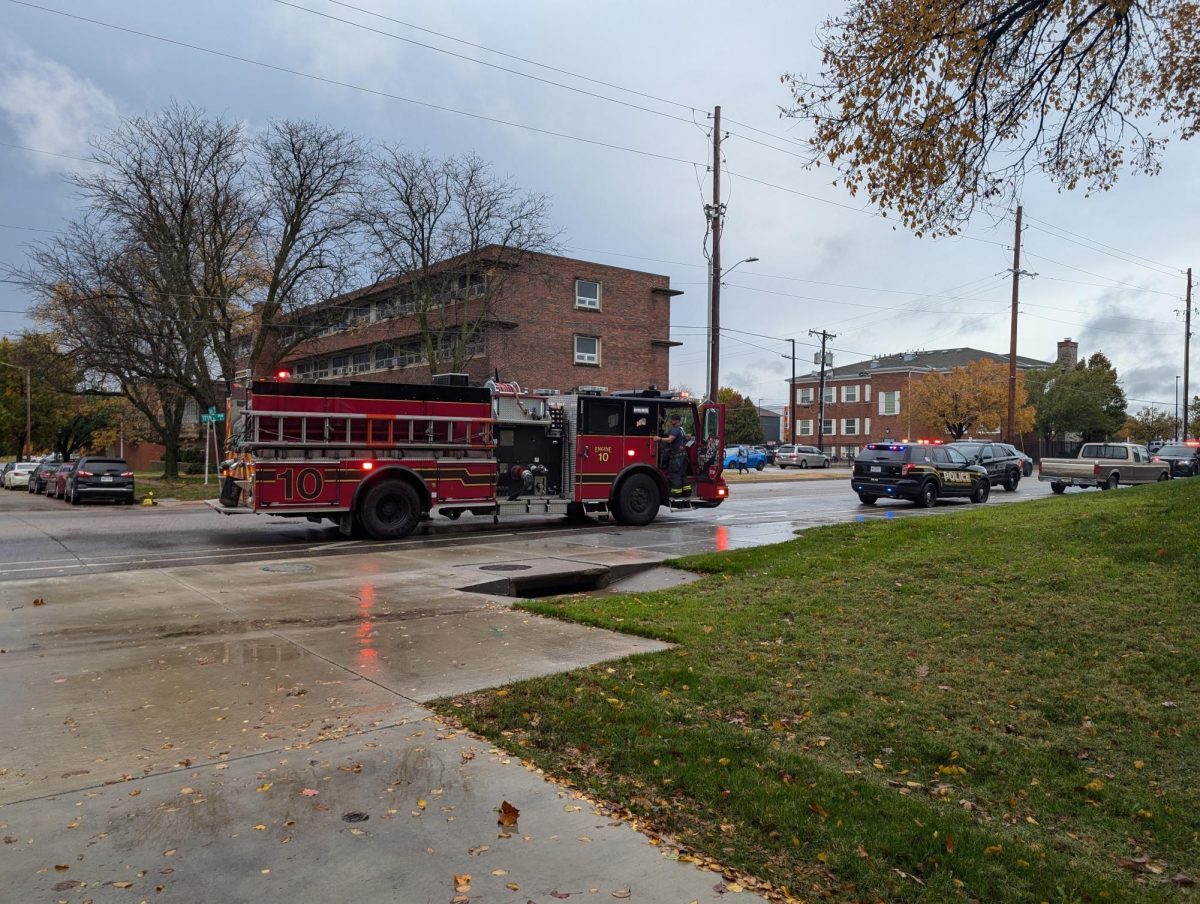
[907,358,1034,440]
[783,1,1199,235]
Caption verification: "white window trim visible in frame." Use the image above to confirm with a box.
[842,418,859,436]
[574,334,600,365]
[575,279,602,311]
[822,387,836,404]
[879,391,900,417]
[821,418,835,435]
[842,385,859,403]
[798,418,813,436]
[798,387,814,405]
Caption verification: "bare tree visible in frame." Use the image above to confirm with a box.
[19,220,197,475]
[359,150,560,374]
[246,120,364,377]
[782,1,1200,235]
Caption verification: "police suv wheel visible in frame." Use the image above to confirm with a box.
[613,473,659,526]
[916,481,938,508]
[1051,482,1066,494]
[1003,471,1019,492]
[970,479,990,504]
[358,479,421,540]
[857,494,877,506]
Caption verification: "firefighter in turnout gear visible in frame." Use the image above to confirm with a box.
[658,412,692,496]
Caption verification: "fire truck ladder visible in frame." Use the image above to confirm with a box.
[240,410,495,458]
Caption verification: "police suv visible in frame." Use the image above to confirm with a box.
[851,441,991,507]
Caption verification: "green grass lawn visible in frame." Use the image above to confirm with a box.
[134,471,223,501]
[436,481,1200,903]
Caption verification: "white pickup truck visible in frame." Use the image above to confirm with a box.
[1038,442,1170,493]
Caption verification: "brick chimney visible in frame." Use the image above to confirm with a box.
[1056,337,1079,368]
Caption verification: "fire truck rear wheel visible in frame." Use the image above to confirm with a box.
[613,473,659,526]
[358,480,422,540]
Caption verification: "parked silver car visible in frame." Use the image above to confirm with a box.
[776,444,830,469]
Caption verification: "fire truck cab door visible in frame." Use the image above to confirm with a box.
[575,397,626,501]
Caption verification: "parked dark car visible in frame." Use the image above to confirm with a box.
[1152,442,1200,478]
[753,445,777,465]
[947,441,1023,491]
[28,458,61,494]
[64,457,136,505]
[47,461,76,499]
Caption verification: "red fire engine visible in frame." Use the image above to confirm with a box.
[212,377,727,540]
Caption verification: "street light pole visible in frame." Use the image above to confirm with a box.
[706,255,759,400]
[0,360,31,458]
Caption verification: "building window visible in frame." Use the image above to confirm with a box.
[842,418,859,436]
[798,419,813,436]
[574,334,600,365]
[798,387,814,405]
[822,386,836,404]
[879,391,900,416]
[352,351,370,373]
[821,418,835,436]
[374,343,394,370]
[842,385,859,403]
[331,355,348,376]
[575,279,601,310]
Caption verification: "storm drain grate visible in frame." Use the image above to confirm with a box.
[478,564,533,572]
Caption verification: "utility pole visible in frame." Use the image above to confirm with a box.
[1006,205,1023,443]
[1184,267,1193,441]
[788,337,796,443]
[706,105,722,401]
[809,329,836,453]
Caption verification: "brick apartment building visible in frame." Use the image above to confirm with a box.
[270,247,683,393]
[785,343,1066,458]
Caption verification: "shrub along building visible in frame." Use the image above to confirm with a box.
[266,247,683,393]
[786,344,1064,458]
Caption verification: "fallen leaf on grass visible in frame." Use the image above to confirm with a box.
[32,597,45,607]
[53,864,69,872]
[945,835,956,854]
[984,845,1003,856]
[809,803,829,819]
[301,789,319,797]
[453,873,471,892]
[497,800,519,827]
[612,890,631,898]
[1168,873,1195,887]
[113,880,133,888]
[256,782,272,792]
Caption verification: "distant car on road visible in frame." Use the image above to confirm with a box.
[723,447,767,471]
[28,458,61,494]
[46,461,76,499]
[776,444,830,469]
[998,443,1035,477]
[3,461,38,489]
[1152,442,1200,478]
[947,441,1024,491]
[64,456,136,505]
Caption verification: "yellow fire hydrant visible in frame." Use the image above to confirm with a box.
[142,491,157,507]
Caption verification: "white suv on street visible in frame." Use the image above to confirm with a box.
[776,444,830,469]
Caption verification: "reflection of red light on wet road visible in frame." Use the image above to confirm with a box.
[356,584,380,674]
[715,525,729,551]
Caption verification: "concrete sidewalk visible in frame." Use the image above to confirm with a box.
[0,539,765,903]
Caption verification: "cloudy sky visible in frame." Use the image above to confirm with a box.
[2,0,1196,415]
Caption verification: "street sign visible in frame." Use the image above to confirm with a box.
[200,413,226,423]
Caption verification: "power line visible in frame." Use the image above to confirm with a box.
[1022,212,1181,276]
[0,140,91,164]
[7,0,704,168]
[301,0,819,164]
[1022,251,1182,298]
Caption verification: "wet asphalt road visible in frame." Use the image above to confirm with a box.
[0,474,1055,582]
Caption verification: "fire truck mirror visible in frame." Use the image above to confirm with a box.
[704,408,720,441]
